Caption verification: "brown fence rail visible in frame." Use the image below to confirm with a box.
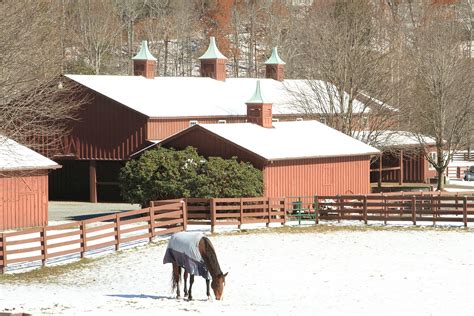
[183,193,474,231]
[286,193,474,227]
[0,200,186,273]
[185,197,285,232]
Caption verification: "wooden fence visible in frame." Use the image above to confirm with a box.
[286,193,474,227]
[186,197,286,232]
[0,200,186,273]
[183,193,474,229]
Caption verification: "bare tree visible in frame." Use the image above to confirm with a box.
[404,3,473,190]
[287,0,398,145]
[71,0,123,75]
[0,1,87,156]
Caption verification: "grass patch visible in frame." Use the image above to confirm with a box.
[0,258,98,284]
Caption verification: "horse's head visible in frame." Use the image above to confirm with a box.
[211,272,228,300]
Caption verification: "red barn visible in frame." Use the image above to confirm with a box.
[51,39,374,202]
[0,136,60,230]
[160,81,380,197]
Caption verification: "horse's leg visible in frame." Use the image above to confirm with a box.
[206,279,210,300]
[172,263,181,298]
[183,270,189,297]
[188,274,195,300]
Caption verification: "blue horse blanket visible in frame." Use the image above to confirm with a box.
[163,232,211,280]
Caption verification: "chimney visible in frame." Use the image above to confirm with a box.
[246,80,273,128]
[265,47,286,81]
[132,40,157,79]
[199,37,227,81]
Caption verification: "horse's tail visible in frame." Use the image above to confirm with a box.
[171,264,181,292]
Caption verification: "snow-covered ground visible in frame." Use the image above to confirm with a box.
[1,227,473,316]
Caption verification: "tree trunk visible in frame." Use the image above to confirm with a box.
[436,168,445,191]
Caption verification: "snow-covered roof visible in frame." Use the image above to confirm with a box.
[0,136,60,171]
[65,75,369,118]
[358,131,437,148]
[191,121,380,161]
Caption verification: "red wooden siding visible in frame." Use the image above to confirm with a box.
[147,117,246,141]
[61,92,149,160]
[264,156,372,198]
[0,171,49,230]
[147,115,305,141]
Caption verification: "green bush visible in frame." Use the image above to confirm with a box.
[119,146,263,205]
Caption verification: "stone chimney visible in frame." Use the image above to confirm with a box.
[132,40,157,79]
[265,47,285,81]
[246,80,273,128]
[199,37,227,81]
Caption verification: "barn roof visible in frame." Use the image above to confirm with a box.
[0,136,60,171]
[165,121,380,161]
[358,131,437,148]
[64,75,369,118]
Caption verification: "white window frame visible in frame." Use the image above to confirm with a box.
[217,119,227,124]
[189,120,198,127]
[296,117,303,121]
[429,152,437,170]
[272,118,279,123]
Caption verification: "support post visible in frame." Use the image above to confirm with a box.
[81,221,87,258]
[463,197,468,228]
[0,233,5,274]
[266,198,271,227]
[314,195,319,225]
[89,160,97,203]
[182,199,188,232]
[115,213,121,250]
[363,195,368,224]
[399,150,404,185]
[239,198,243,229]
[378,154,383,189]
[41,227,47,267]
[210,198,216,233]
[149,203,155,242]
[411,195,417,225]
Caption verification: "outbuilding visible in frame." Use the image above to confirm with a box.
[0,136,60,230]
[161,82,380,197]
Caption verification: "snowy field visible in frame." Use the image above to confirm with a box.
[1,226,473,316]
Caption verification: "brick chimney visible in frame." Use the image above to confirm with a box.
[265,47,285,81]
[132,40,157,79]
[199,37,227,81]
[246,80,273,128]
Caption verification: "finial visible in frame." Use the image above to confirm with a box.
[132,40,157,61]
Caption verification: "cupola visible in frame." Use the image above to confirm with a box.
[199,37,227,81]
[246,80,273,128]
[265,47,285,81]
[132,40,157,79]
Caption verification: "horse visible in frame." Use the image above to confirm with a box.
[163,231,227,300]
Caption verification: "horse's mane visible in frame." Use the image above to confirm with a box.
[201,236,223,278]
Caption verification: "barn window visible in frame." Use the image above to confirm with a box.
[296,117,303,121]
[189,120,198,126]
[363,116,369,127]
[429,152,437,170]
[218,119,227,124]
[272,118,279,123]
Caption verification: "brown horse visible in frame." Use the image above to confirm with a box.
[163,232,227,300]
